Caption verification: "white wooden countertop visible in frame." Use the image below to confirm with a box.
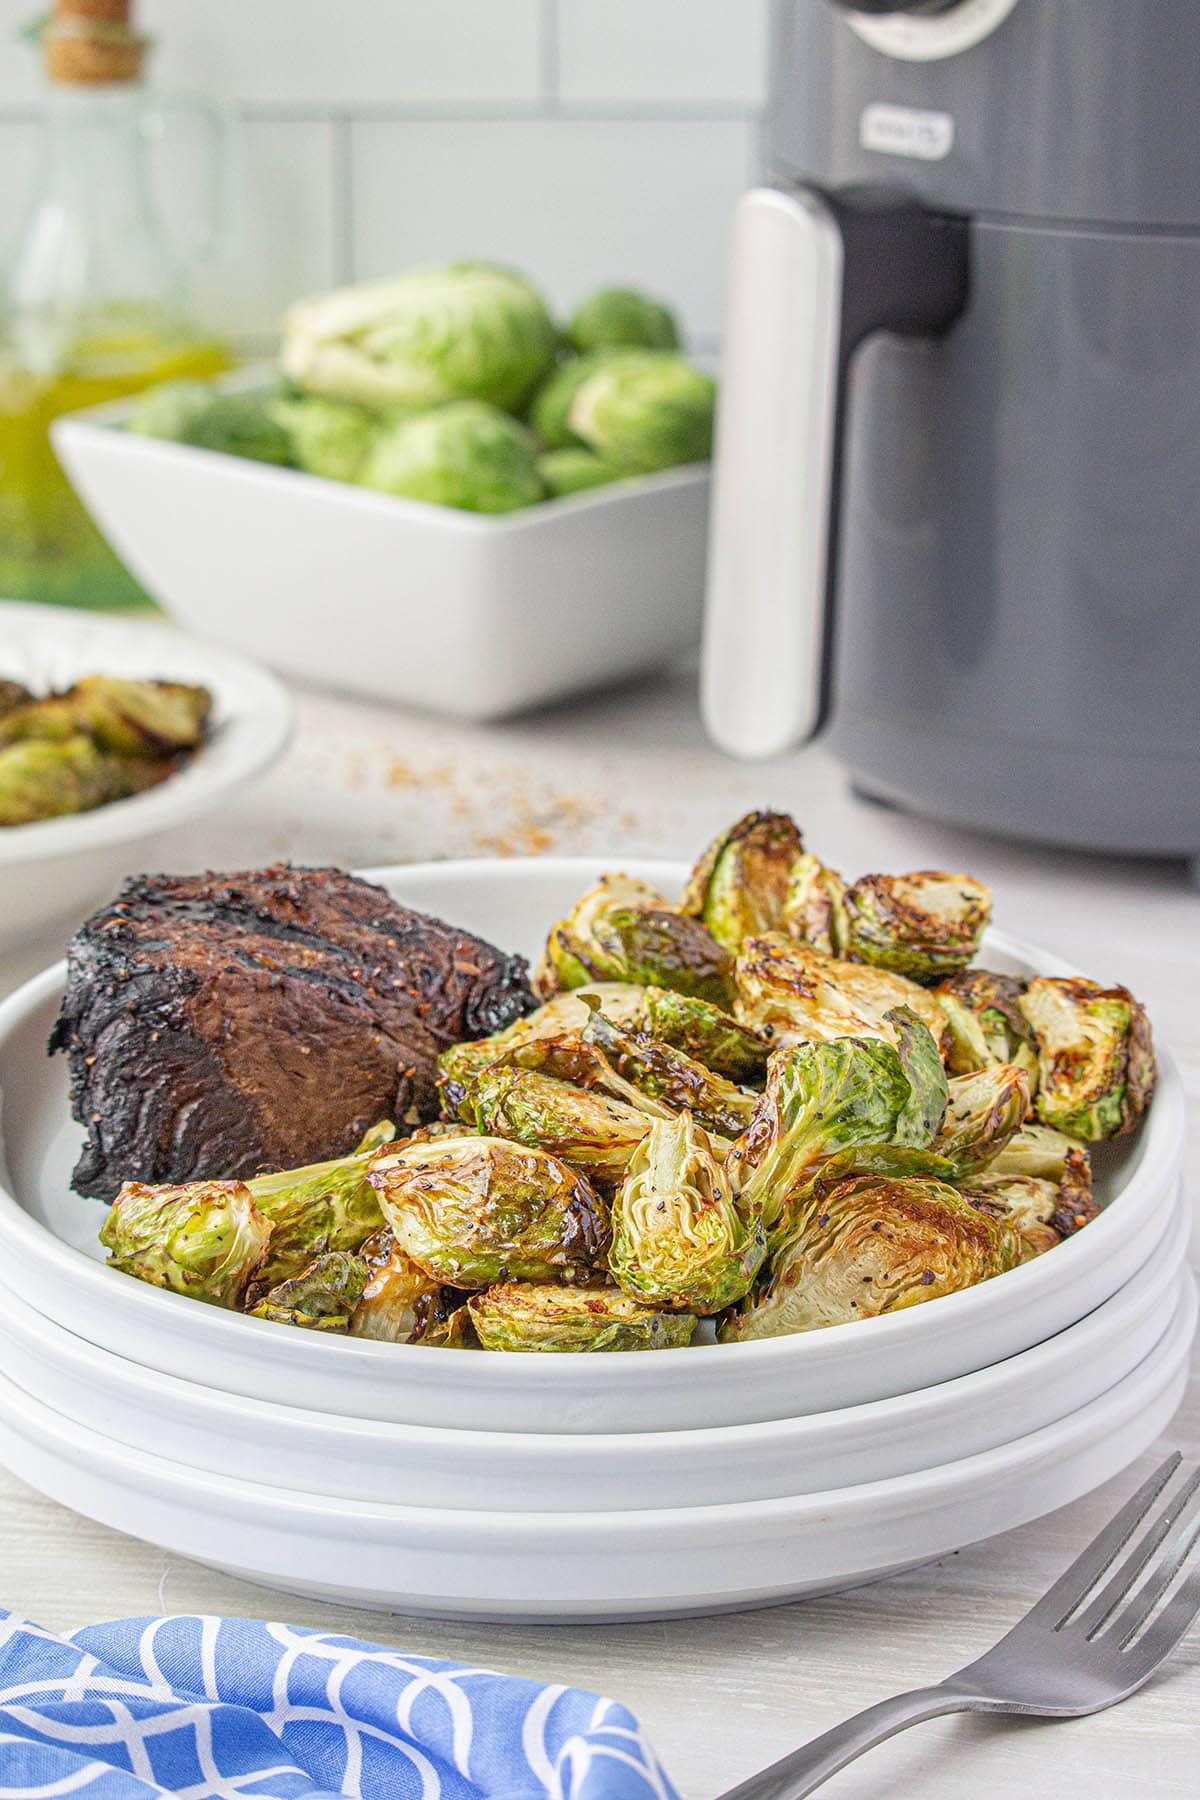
[1,663,1197,1798]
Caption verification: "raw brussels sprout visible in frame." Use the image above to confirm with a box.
[536,447,622,497]
[537,874,734,1007]
[582,1005,757,1139]
[931,1064,1030,1177]
[281,261,558,414]
[361,401,545,514]
[636,986,769,1085]
[610,1112,764,1314]
[271,394,377,482]
[350,1226,472,1344]
[528,353,622,449]
[247,1250,368,1332]
[727,1030,935,1244]
[933,968,1039,1086]
[368,1132,610,1287]
[680,810,805,954]
[130,382,294,466]
[1020,976,1156,1140]
[469,1281,696,1352]
[467,1066,657,1185]
[100,1179,270,1309]
[781,852,848,954]
[569,353,716,473]
[719,1173,1020,1341]
[244,1126,393,1295]
[964,1145,1097,1260]
[567,286,680,355]
[0,736,153,825]
[985,1121,1089,1181]
[838,871,992,983]
[733,933,949,1053]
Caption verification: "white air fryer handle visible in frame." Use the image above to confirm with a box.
[703,188,844,760]
[702,183,970,762]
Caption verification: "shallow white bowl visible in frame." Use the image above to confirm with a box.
[0,1204,1185,1513]
[0,859,1185,1433]
[0,602,291,950]
[53,394,710,721]
[0,1281,1190,1621]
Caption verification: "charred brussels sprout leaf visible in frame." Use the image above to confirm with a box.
[537,874,733,1006]
[839,871,992,983]
[469,1282,696,1352]
[931,1064,1030,1177]
[886,1006,950,1145]
[636,986,769,1084]
[583,1005,757,1139]
[100,1179,270,1309]
[349,1225,471,1343]
[985,1121,1090,1181]
[368,1133,610,1287]
[719,1174,1020,1341]
[734,934,948,1054]
[247,1250,368,1332]
[437,983,646,1116]
[1020,976,1156,1140]
[781,852,848,954]
[933,969,1039,1086]
[963,1146,1097,1261]
[610,1112,764,1313]
[679,810,805,954]
[244,1129,392,1295]
[467,1067,657,1185]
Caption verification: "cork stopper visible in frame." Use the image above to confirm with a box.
[43,0,149,85]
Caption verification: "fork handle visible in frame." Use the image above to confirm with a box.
[719,1684,979,1800]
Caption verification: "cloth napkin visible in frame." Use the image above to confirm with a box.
[0,1611,679,1800]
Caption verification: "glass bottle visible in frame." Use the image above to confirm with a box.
[0,0,231,609]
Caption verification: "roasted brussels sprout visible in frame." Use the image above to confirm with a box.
[719,1173,1020,1341]
[781,852,848,955]
[635,985,769,1084]
[271,394,377,482]
[469,1281,696,1352]
[0,679,32,719]
[582,1005,757,1139]
[349,1226,472,1343]
[728,1031,934,1244]
[679,811,805,955]
[537,874,734,1007]
[569,352,715,473]
[368,1132,609,1287]
[245,1127,392,1295]
[361,401,545,514]
[437,982,646,1112]
[100,1179,270,1309]
[985,1121,1089,1181]
[466,1066,657,1185]
[888,1005,951,1145]
[1020,976,1156,1140]
[0,676,211,760]
[610,1112,764,1314]
[933,969,1039,1085]
[838,871,991,983]
[0,736,154,826]
[281,262,559,414]
[567,286,680,355]
[964,1145,1097,1261]
[537,447,621,497]
[931,1064,1030,1177]
[247,1250,368,1332]
[733,933,948,1052]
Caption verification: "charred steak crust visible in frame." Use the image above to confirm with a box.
[50,865,535,1201]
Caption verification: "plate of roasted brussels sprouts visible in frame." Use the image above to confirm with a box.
[0,813,1186,1436]
[0,603,291,950]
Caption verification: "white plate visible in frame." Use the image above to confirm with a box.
[0,1280,1191,1621]
[0,602,291,949]
[53,391,710,721]
[0,859,1185,1433]
[0,1204,1186,1513]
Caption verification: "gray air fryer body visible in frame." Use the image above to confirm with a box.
[702,0,1200,857]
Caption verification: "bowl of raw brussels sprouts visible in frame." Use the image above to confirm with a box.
[2,814,1177,1436]
[52,264,714,719]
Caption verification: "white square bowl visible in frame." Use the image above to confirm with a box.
[52,396,711,721]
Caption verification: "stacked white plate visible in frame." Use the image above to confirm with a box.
[0,860,1191,1621]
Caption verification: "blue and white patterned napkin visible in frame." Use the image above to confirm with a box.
[0,1611,679,1800]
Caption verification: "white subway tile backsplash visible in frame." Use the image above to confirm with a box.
[350,118,754,341]
[556,0,769,108]
[141,0,542,109]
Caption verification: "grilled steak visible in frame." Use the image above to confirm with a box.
[50,864,535,1201]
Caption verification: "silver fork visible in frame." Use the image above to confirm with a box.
[720,1452,1200,1800]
